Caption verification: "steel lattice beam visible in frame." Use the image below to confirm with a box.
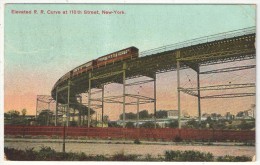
[125,79,154,86]
[140,27,255,57]
[201,93,255,99]
[178,87,198,97]
[178,49,255,62]
[200,65,256,74]
[180,83,255,91]
[90,94,154,105]
[51,27,256,116]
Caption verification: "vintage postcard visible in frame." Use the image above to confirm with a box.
[1,1,257,163]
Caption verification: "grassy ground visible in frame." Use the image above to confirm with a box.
[4,146,252,161]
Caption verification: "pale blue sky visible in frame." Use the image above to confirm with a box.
[4,4,256,115]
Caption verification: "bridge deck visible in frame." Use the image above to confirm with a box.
[50,27,256,126]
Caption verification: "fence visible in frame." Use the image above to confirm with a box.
[4,125,255,142]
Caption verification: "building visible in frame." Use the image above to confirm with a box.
[225,112,234,120]
[167,110,179,119]
[236,110,254,120]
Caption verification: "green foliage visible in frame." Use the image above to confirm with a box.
[183,118,255,130]
[7,110,20,119]
[4,113,10,119]
[23,148,36,160]
[236,111,244,117]
[140,122,159,128]
[144,154,156,161]
[103,115,109,123]
[36,146,56,160]
[108,121,121,127]
[134,139,141,144]
[111,153,139,161]
[5,109,30,125]
[139,110,150,119]
[4,147,25,160]
[156,110,168,118]
[4,147,252,162]
[21,108,27,117]
[238,120,255,130]
[37,110,54,126]
[164,150,181,161]
[185,119,200,128]
[217,155,251,162]
[94,155,107,161]
[206,116,212,122]
[5,116,29,125]
[167,121,178,128]
[119,112,137,120]
[164,150,214,161]
[64,152,89,161]
[125,122,135,128]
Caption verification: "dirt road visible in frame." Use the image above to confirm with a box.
[4,138,255,157]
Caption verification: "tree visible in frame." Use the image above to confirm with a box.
[156,110,168,118]
[37,110,54,126]
[103,115,109,123]
[140,122,159,128]
[236,111,244,117]
[238,120,255,130]
[119,112,137,120]
[167,121,178,128]
[5,110,28,125]
[139,110,150,119]
[108,121,121,127]
[206,116,212,122]
[21,108,27,117]
[185,119,200,128]
[7,110,20,119]
[4,113,10,119]
[125,122,135,128]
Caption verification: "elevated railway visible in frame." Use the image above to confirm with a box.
[51,27,256,128]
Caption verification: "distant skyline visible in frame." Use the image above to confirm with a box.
[4,4,256,120]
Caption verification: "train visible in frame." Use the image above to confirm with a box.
[54,46,139,88]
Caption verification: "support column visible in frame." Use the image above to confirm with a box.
[101,85,104,128]
[67,81,70,127]
[35,97,38,118]
[55,88,58,126]
[96,112,98,127]
[154,73,157,128]
[73,108,75,121]
[88,73,92,128]
[137,98,140,128]
[78,95,82,126]
[176,51,181,129]
[197,66,201,126]
[82,95,85,125]
[122,63,126,128]
[47,102,50,126]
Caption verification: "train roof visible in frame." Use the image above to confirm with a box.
[97,46,138,59]
[70,46,138,72]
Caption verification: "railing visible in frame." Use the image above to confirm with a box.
[140,26,256,57]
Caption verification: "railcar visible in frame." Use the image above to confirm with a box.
[96,46,139,67]
[72,60,96,77]
[55,46,139,84]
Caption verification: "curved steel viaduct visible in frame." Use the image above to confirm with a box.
[51,27,256,128]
